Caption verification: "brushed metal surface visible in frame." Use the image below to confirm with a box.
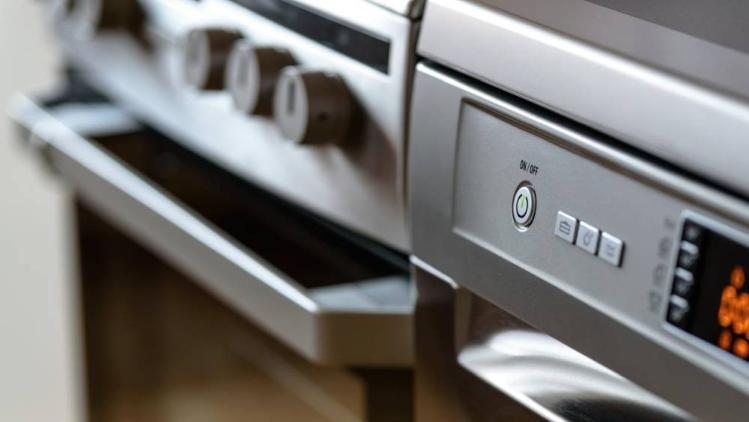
[51,0,417,250]
[414,265,688,422]
[11,95,413,367]
[583,0,749,55]
[418,0,749,199]
[409,64,749,420]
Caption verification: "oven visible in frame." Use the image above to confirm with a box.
[16,0,425,419]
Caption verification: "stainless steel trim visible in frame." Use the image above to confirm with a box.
[10,95,413,367]
[418,0,749,198]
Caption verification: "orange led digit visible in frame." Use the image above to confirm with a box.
[734,338,749,359]
[719,330,733,351]
[736,293,749,334]
[731,266,745,289]
[718,285,736,328]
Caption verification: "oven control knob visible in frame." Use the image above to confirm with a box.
[183,28,243,91]
[226,40,297,116]
[273,68,355,145]
[62,0,145,38]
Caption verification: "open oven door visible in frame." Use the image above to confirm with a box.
[10,80,413,421]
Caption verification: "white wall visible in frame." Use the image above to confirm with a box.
[0,1,83,421]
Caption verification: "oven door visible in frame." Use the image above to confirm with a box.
[8,90,412,366]
[11,84,414,420]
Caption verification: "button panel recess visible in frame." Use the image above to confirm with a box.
[554,211,625,267]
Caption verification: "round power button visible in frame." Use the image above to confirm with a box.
[512,183,536,229]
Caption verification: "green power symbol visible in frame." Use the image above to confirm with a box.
[517,194,528,217]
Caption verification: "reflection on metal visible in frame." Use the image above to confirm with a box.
[414,265,692,422]
[459,329,690,421]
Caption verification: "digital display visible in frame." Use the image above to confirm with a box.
[690,232,749,359]
[668,219,749,362]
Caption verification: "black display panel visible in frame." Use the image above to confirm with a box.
[230,0,391,74]
[668,218,749,362]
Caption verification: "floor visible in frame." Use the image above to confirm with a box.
[0,2,83,421]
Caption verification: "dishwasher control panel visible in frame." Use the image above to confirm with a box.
[409,64,749,420]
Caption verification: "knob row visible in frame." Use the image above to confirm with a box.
[183,28,356,146]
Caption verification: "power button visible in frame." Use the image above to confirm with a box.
[512,183,536,229]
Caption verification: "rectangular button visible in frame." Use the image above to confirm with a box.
[598,232,624,267]
[671,268,695,300]
[575,221,600,255]
[667,295,691,329]
[554,211,578,243]
[681,220,705,247]
[677,242,700,272]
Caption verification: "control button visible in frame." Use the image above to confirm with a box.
[575,221,600,255]
[273,68,356,145]
[183,28,243,91]
[512,184,536,229]
[672,268,695,299]
[554,211,577,243]
[681,220,705,247]
[598,232,624,267]
[667,295,691,328]
[677,242,700,272]
[226,40,297,116]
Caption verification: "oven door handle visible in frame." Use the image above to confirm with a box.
[449,289,690,421]
[10,95,412,367]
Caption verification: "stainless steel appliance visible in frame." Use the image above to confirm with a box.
[409,1,749,421]
[17,0,749,420]
[13,0,425,419]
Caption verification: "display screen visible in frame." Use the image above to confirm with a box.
[670,220,749,361]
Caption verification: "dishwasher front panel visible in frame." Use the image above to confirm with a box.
[409,63,749,421]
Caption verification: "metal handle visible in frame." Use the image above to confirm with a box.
[451,290,690,421]
[10,95,412,367]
